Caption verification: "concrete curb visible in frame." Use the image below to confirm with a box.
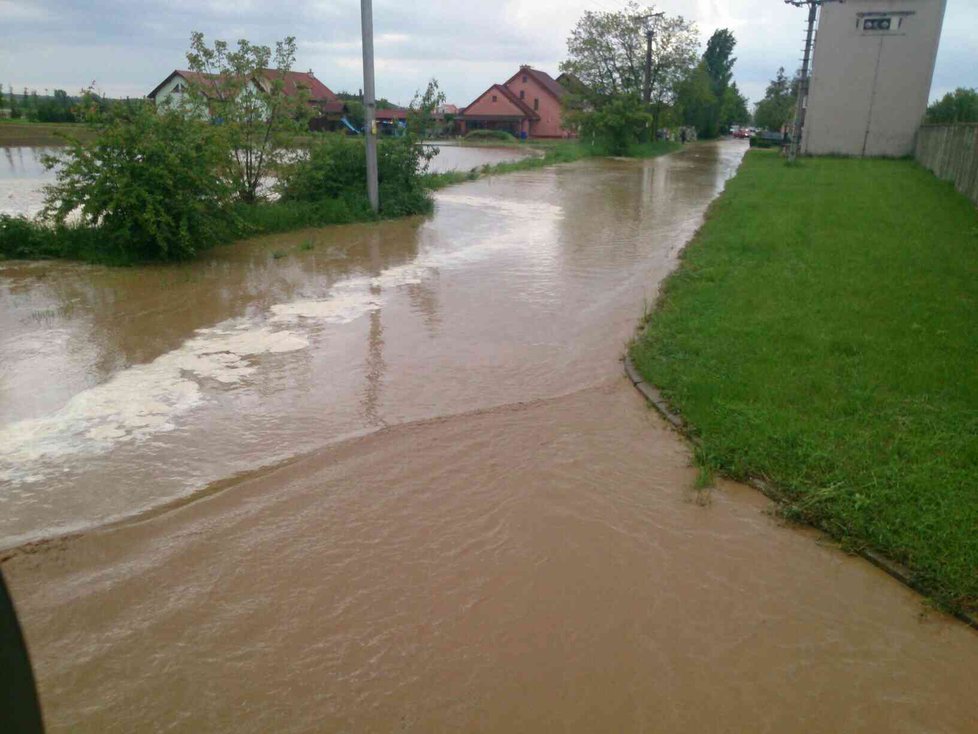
[622,351,978,632]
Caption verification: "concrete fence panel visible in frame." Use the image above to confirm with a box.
[915,124,978,206]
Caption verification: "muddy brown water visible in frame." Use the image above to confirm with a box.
[3,141,978,731]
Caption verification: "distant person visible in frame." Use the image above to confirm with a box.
[680,129,687,144]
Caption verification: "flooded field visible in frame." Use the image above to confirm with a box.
[0,146,56,218]
[3,140,977,732]
[0,143,531,219]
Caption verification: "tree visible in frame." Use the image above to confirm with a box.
[703,30,735,92]
[8,86,19,118]
[720,82,750,129]
[675,62,717,137]
[571,94,653,154]
[184,32,311,203]
[42,104,234,261]
[0,84,4,113]
[560,2,698,130]
[926,88,978,124]
[754,67,795,132]
[407,78,445,139]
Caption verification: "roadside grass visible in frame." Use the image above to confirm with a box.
[630,151,978,613]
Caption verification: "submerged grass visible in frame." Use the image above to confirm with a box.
[424,139,681,191]
[630,150,978,613]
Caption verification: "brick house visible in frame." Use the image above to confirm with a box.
[458,65,573,138]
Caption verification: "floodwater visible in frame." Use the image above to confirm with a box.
[0,146,56,218]
[426,142,537,172]
[4,140,978,732]
[0,143,530,219]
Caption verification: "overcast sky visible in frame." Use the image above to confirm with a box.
[1,0,974,107]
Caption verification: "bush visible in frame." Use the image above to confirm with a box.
[42,105,236,261]
[279,134,433,218]
[464,129,517,143]
[0,215,101,262]
[574,95,652,155]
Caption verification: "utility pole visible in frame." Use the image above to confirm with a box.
[642,12,665,107]
[784,0,841,162]
[360,0,379,212]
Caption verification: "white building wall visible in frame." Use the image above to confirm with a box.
[803,0,947,157]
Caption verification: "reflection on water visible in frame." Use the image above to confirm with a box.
[0,143,534,219]
[0,146,59,217]
[0,143,741,546]
[426,142,536,172]
[6,140,978,734]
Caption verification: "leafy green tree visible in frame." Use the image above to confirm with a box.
[0,84,4,113]
[720,83,750,129]
[560,2,698,130]
[754,67,795,132]
[702,29,736,98]
[184,32,311,203]
[407,78,445,139]
[42,104,234,261]
[926,88,978,123]
[572,94,653,154]
[676,62,717,137]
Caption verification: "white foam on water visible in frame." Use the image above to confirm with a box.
[0,323,307,483]
[0,190,565,486]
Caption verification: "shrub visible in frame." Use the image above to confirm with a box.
[279,134,433,218]
[464,129,517,143]
[42,104,236,261]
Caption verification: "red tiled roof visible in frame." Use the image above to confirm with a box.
[148,69,337,103]
[505,66,567,100]
[459,84,539,120]
[256,69,337,102]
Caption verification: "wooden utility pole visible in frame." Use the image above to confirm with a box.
[360,0,379,212]
[642,12,665,107]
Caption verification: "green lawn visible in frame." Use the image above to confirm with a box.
[0,120,97,146]
[630,151,978,612]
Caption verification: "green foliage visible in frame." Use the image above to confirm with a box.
[754,67,795,132]
[407,78,445,138]
[30,89,77,123]
[8,85,20,118]
[675,63,717,138]
[184,31,310,203]
[560,1,698,129]
[631,151,978,612]
[926,88,978,124]
[279,134,433,218]
[42,104,235,261]
[674,29,748,138]
[573,95,653,154]
[463,129,517,142]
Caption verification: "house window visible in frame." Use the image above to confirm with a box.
[492,95,497,102]
[173,83,185,93]
[534,98,539,111]
[522,75,527,83]
[519,90,525,100]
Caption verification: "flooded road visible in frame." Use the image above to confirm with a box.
[4,140,978,731]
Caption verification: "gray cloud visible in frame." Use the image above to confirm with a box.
[0,0,974,106]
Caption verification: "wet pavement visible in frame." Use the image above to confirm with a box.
[3,140,977,732]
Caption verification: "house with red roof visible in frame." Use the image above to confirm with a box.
[458,65,573,139]
[148,68,347,123]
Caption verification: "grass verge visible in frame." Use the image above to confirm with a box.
[630,150,978,613]
[0,121,97,146]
